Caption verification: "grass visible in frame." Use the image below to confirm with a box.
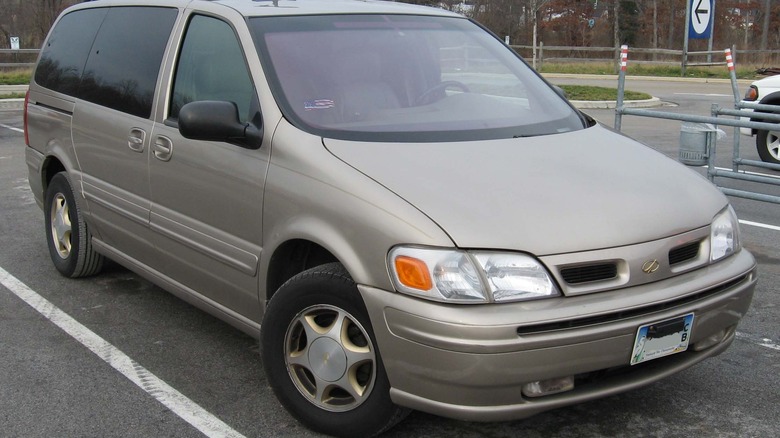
[538,62,759,80]
[0,60,764,85]
[0,92,26,99]
[0,63,750,103]
[0,69,32,85]
[560,85,651,101]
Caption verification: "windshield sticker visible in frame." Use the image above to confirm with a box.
[305,99,335,110]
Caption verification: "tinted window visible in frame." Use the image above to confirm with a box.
[170,15,255,123]
[34,8,107,96]
[79,7,178,118]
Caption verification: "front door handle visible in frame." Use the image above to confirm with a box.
[128,128,146,152]
[152,136,173,161]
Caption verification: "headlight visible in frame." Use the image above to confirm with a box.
[388,247,560,304]
[474,253,559,302]
[710,206,740,262]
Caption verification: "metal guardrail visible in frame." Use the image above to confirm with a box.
[4,46,778,203]
[512,44,780,74]
[0,49,40,55]
[614,46,780,205]
[0,49,39,69]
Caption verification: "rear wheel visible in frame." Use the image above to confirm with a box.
[44,172,104,277]
[260,263,408,437]
[756,128,780,164]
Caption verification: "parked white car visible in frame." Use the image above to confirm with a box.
[741,74,780,164]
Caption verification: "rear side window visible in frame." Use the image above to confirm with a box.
[34,8,107,96]
[79,7,178,118]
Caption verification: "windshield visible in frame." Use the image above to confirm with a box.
[250,14,584,142]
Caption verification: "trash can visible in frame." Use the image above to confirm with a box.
[679,122,719,166]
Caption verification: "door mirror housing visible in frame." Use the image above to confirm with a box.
[178,100,263,149]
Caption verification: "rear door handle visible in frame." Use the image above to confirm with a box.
[152,136,173,161]
[128,128,146,152]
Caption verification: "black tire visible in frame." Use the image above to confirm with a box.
[260,263,409,437]
[44,172,104,278]
[756,129,780,164]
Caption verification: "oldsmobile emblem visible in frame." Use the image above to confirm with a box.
[642,260,661,274]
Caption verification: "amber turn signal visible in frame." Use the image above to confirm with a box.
[743,85,758,102]
[394,256,432,291]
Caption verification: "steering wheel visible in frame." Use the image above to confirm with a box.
[414,80,470,106]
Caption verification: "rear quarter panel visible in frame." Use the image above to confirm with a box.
[25,90,80,205]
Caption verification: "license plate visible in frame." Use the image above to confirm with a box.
[630,313,694,365]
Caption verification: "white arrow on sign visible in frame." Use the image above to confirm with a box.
[691,0,711,35]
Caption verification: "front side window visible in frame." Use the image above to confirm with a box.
[170,15,256,123]
[250,14,584,142]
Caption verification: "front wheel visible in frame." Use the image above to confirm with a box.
[260,263,408,437]
[756,129,780,164]
[44,172,104,277]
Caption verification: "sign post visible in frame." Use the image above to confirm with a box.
[682,0,715,76]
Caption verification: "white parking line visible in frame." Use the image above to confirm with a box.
[0,266,246,438]
[739,220,780,232]
[0,123,23,133]
[4,121,778,235]
[705,167,780,231]
[674,93,733,98]
[736,332,780,352]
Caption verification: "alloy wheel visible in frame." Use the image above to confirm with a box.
[284,304,376,412]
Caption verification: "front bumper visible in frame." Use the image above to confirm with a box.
[360,249,756,421]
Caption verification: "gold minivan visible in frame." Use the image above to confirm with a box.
[25,1,756,436]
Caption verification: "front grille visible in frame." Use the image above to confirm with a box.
[560,263,618,284]
[516,274,747,335]
[669,241,701,265]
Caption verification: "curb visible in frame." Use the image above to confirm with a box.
[571,97,662,109]
[0,78,664,111]
[0,84,29,93]
[0,98,24,111]
[541,73,753,85]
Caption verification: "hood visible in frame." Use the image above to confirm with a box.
[324,125,727,256]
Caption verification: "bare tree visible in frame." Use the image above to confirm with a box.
[0,0,23,48]
[395,0,778,57]
[760,0,770,51]
[652,0,658,59]
[0,0,77,48]
[26,0,77,46]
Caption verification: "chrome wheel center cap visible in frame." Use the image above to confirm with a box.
[308,337,347,382]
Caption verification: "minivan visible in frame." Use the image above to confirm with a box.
[25,1,756,436]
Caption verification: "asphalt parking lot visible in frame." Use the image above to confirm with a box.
[1,76,778,437]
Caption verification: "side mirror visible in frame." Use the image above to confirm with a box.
[178,100,263,149]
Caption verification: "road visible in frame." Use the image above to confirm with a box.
[1,77,778,437]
